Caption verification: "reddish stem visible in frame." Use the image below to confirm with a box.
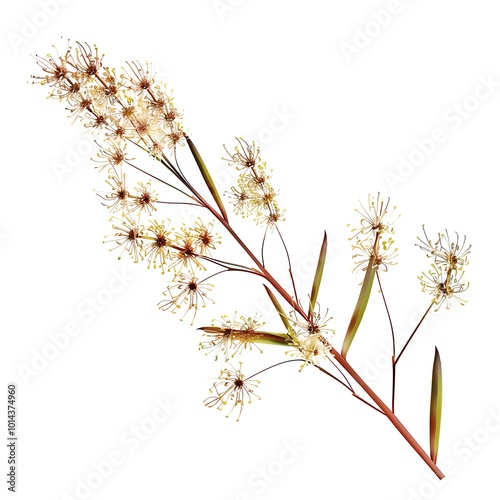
[330,346,444,479]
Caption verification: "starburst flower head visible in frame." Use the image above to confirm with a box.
[169,226,205,272]
[65,89,94,121]
[147,133,168,157]
[349,193,399,241]
[130,181,158,215]
[123,61,155,95]
[162,105,182,126]
[70,42,103,78]
[199,314,264,361]
[106,120,131,142]
[227,184,254,217]
[144,220,173,273]
[117,99,138,126]
[287,333,330,370]
[417,226,470,271]
[224,138,260,170]
[97,169,129,212]
[82,111,109,131]
[251,185,278,213]
[96,66,125,107]
[105,215,144,262]
[255,207,286,229]
[351,236,398,274]
[31,43,73,97]
[158,273,214,324]
[193,219,221,256]
[166,123,185,149]
[204,362,261,421]
[130,109,160,138]
[94,141,130,171]
[245,163,271,189]
[148,84,183,126]
[54,72,86,100]
[419,264,469,310]
[286,307,334,370]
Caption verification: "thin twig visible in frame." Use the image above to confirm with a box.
[246,359,307,380]
[352,393,384,414]
[314,365,353,392]
[325,355,354,392]
[376,270,396,412]
[276,225,299,305]
[394,302,434,365]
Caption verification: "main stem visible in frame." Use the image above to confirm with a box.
[330,346,444,479]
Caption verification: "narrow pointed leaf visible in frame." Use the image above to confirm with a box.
[252,333,290,346]
[198,326,289,346]
[185,135,228,221]
[341,257,376,357]
[430,347,443,464]
[263,285,294,337]
[308,231,327,318]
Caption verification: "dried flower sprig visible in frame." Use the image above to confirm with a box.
[32,41,472,480]
[224,139,285,228]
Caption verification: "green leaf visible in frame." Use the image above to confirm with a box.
[309,232,327,318]
[253,333,290,346]
[198,326,289,346]
[185,135,228,221]
[341,257,376,357]
[263,285,294,337]
[430,347,443,464]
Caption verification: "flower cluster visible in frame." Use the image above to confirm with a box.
[224,139,285,228]
[32,42,221,322]
[204,362,261,421]
[417,227,470,310]
[348,193,399,274]
[104,215,220,322]
[32,41,184,156]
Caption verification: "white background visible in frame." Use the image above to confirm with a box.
[1,1,498,499]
